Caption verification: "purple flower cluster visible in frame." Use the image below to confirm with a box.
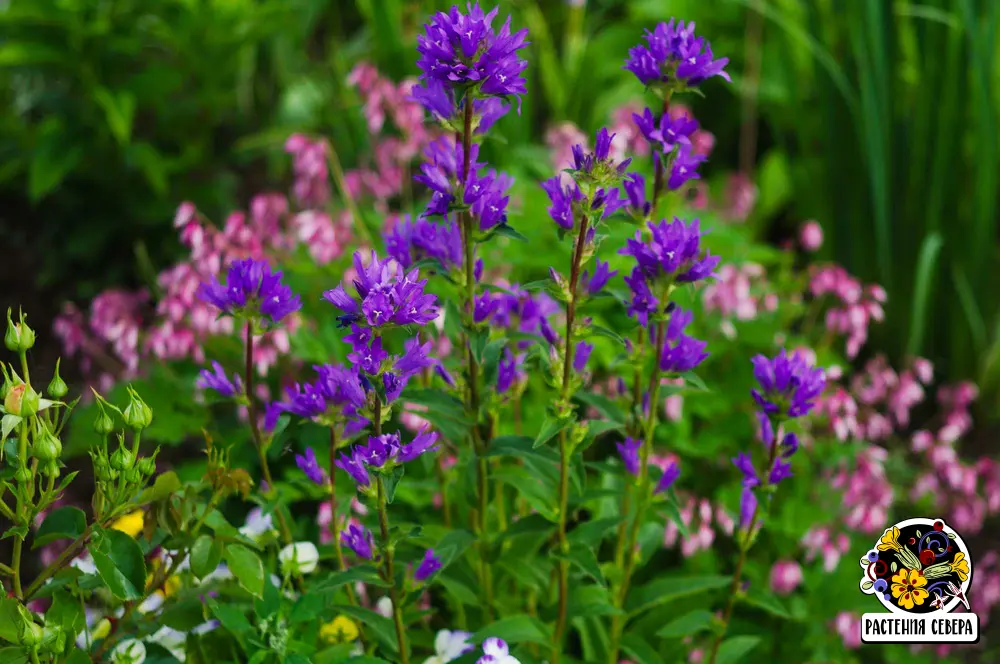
[265,363,368,435]
[417,3,529,104]
[385,215,463,271]
[656,308,709,374]
[617,437,641,475]
[621,218,719,324]
[751,350,827,419]
[411,79,510,133]
[295,447,326,485]
[414,549,442,582]
[571,128,633,182]
[342,523,375,560]
[323,250,438,329]
[196,361,243,398]
[335,428,440,488]
[624,19,730,91]
[415,138,513,232]
[197,258,302,324]
[633,108,705,191]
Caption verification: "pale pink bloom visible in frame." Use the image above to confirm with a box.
[799,220,823,251]
[724,173,757,222]
[834,612,861,649]
[769,560,803,595]
[911,430,934,452]
[546,122,588,186]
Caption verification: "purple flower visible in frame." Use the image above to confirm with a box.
[360,433,399,468]
[739,486,757,529]
[657,308,709,373]
[620,217,720,285]
[624,268,658,326]
[781,432,799,458]
[624,19,730,91]
[732,452,759,488]
[323,250,439,329]
[415,137,512,231]
[348,335,389,375]
[341,523,375,560]
[196,361,243,398]
[410,79,511,133]
[335,449,371,488]
[654,461,680,494]
[540,176,626,229]
[263,401,284,432]
[474,291,497,323]
[414,549,442,582]
[383,372,402,402]
[750,350,827,418]
[757,411,774,448]
[398,426,440,462]
[769,458,793,485]
[571,128,633,180]
[386,216,463,271]
[667,144,705,191]
[497,347,521,394]
[633,107,698,153]
[416,3,529,106]
[573,340,593,373]
[624,173,651,219]
[582,260,617,295]
[197,258,301,324]
[617,437,641,475]
[478,637,516,664]
[394,337,438,381]
[295,447,326,485]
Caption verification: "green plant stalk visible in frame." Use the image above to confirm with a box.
[607,318,667,664]
[328,426,361,608]
[705,418,782,664]
[325,140,376,249]
[11,418,29,599]
[552,210,592,662]
[458,90,494,619]
[244,322,293,547]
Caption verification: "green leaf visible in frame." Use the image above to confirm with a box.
[655,609,714,639]
[92,87,136,145]
[680,371,709,391]
[29,121,82,201]
[621,633,663,664]
[208,598,252,636]
[135,471,181,506]
[330,605,397,652]
[568,585,623,619]
[382,465,405,504]
[715,636,761,664]
[0,597,24,644]
[33,506,87,548]
[559,544,605,586]
[1,414,21,448]
[434,529,476,571]
[572,391,626,423]
[660,487,690,539]
[91,528,146,600]
[589,325,625,346]
[2,525,28,541]
[438,575,479,606]
[493,469,557,521]
[533,416,571,448]
[46,591,85,636]
[743,591,794,620]
[312,566,389,593]
[224,543,264,598]
[484,435,557,462]
[0,648,28,664]
[64,652,89,664]
[626,575,731,617]
[472,614,551,646]
[568,517,624,547]
[190,535,223,580]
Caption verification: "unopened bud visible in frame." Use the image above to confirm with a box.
[5,308,35,353]
[137,457,156,476]
[42,459,60,479]
[47,359,68,399]
[94,399,115,436]
[34,430,62,463]
[125,467,142,484]
[110,446,135,472]
[4,383,39,417]
[123,387,153,431]
[20,622,43,646]
[14,466,31,484]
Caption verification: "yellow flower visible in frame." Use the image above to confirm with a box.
[877,526,902,552]
[111,510,145,538]
[950,552,970,582]
[891,568,929,610]
[92,618,112,641]
[320,616,359,644]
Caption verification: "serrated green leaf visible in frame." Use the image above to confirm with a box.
[626,575,731,617]
[33,506,86,549]
[533,416,571,448]
[135,471,181,506]
[655,609,714,639]
[190,535,223,580]
[224,543,264,598]
[715,635,761,664]
[91,528,146,600]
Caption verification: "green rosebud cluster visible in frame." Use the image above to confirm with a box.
[5,307,35,354]
[33,428,63,478]
[89,388,157,517]
[123,386,153,432]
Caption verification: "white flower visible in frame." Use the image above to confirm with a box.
[375,596,393,618]
[202,564,234,583]
[71,553,97,575]
[239,508,275,540]
[422,629,474,664]
[137,593,164,615]
[111,639,147,664]
[477,637,520,664]
[278,542,319,575]
[192,620,219,636]
[147,627,187,662]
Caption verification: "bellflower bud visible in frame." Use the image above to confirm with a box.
[123,387,153,431]
[5,308,35,353]
[47,358,68,399]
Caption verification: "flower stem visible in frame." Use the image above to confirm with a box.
[376,475,408,664]
[328,427,360,608]
[244,323,293,547]
[608,319,667,664]
[552,212,592,662]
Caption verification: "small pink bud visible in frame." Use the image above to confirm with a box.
[799,220,823,252]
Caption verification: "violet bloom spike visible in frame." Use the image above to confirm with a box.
[617,438,641,475]
[197,258,301,324]
[750,349,827,418]
[624,19,730,91]
[654,461,680,495]
[341,523,375,560]
[414,549,442,582]
[196,361,243,398]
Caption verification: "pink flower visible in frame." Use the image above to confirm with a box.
[834,612,861,649]
[799,220,823,251]
[769,560,803,595]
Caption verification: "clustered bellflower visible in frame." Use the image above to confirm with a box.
[414,549,442,582]
[265,363,368,435]
[197,258,302,324]
[541,128,631,231]
[416,2,529,106]
[633,107,705,191]
[385,215,463,271]
[196,361,243,398]
[657,307,709,374]
[624,19,730,93]
[335,428,440,490]
[341,523,376,560]
[620,218,720,325]
[411,78,510,134]
[415,137,513,232]
[294,447,326,485]
[324,250,438,329]
[735,350,825,529]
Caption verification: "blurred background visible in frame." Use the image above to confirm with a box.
[0,0,997,657]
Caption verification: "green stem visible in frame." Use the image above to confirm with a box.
[552,211,592,662]
[244,322,293,547]
[376,475,408,664]
[608,319,667,664]
[326,138,375,248]
[328,427,360,608]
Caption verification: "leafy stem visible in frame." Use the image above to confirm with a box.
[376,472,409,664]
